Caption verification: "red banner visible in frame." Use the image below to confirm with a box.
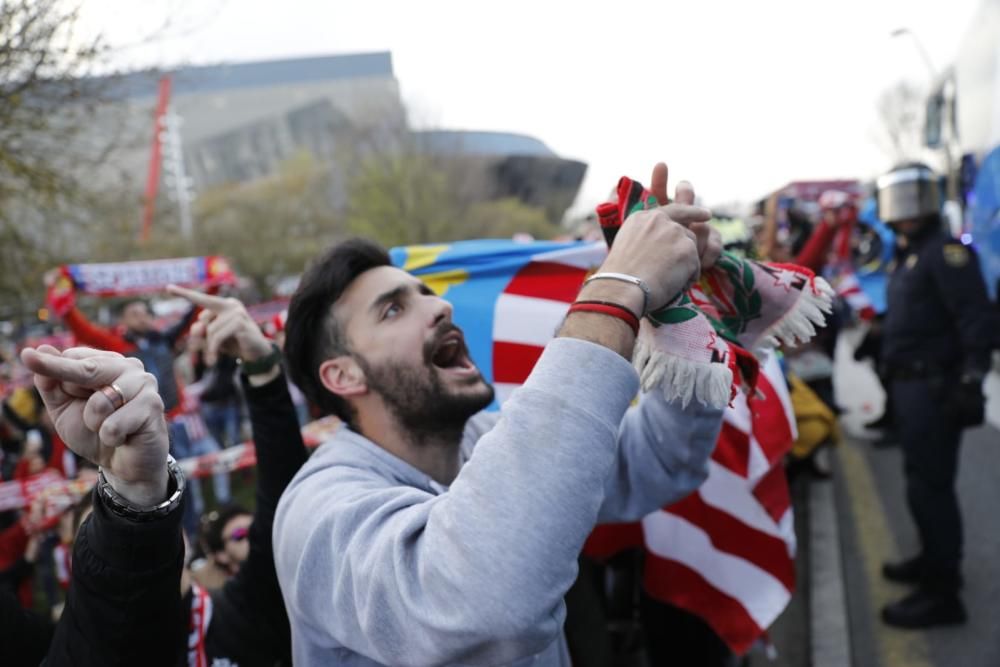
[60,256,237,298]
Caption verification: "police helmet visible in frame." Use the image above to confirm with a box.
[875,162,940,225]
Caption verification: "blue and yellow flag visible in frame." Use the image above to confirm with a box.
[391,239,606,407]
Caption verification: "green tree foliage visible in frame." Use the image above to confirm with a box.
[189,152,339,296]
[343,148,561,247]
[463,198,561,241]
[343,152,456,247]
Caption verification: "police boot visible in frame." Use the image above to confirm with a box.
[882,555,924,584]
[882,573,966,629]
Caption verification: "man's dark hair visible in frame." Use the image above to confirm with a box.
[199,502,251,555]
[284,238,392,425]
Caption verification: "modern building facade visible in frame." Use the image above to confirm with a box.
[102,51,585,220]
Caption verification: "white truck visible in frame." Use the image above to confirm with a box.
[923,0,1000,299]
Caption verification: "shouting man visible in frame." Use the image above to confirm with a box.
[274,165,727,666]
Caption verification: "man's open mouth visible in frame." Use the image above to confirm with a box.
[431,330,473,372]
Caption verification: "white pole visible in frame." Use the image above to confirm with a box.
[162,107,195,239]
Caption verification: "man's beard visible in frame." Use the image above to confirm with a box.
[355,343,494,443]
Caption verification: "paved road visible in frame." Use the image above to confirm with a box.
[754,330,999,667]
[830,331,1000,667]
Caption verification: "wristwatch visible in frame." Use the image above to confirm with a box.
[97,455,186,523]
[239,343,283,377]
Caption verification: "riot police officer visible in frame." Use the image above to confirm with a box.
[877,162,995,628]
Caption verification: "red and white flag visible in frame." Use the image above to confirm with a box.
[830,221,876,321]
[487,244,798,656]
[832,269,876,321]
[634,356,796,654]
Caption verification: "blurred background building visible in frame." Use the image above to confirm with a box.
[103,51,586,220]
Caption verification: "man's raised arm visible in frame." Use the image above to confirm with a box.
[21,346,185,667]
[274,202,709,666]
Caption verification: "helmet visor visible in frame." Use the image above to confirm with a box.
[876,167,940,224]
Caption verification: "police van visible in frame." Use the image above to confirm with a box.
[923,0,1000,301]
[921,0,1000,425]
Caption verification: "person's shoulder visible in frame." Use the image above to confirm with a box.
[274,436,382,538]
[282,428,409,501]
[929,236,976,270]
[273,430,439,560]
[288,432,375,483]
[190,560,229,591]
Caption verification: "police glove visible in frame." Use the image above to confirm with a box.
[944,375,986,428]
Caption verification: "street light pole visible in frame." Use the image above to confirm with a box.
[890,28,937,79]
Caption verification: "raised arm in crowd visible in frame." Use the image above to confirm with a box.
[272,163,727,666]
[8,287,309,667]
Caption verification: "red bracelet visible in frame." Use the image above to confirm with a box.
[573,299,642,323]
[567,301,640,336]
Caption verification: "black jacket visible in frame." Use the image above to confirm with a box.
[66,304,198,414]
[189,371,309,667]
[884,229,997,376]
[46,485,187,666]
[197,354,241,405]
[4,369,309,667]
[0,587,54,666]
[124,307,198,414]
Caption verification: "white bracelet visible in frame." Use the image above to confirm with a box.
[583,272,651,316]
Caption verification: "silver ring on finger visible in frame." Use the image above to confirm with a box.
[99,383,127,411]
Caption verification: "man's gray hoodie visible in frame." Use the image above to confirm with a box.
[274,337,724,666]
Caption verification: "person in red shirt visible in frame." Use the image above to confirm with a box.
[0,496,48,610]
[59,298,197,417]
[758,190,855,270]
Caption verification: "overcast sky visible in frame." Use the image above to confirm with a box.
[77,0,983,213]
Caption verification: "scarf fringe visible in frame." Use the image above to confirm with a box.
[634,338,734,409]
[631,277,834,409]
[752,277,836,354]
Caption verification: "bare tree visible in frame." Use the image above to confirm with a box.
[0,0,102,314]
[872,80,925,162]
[0,0,133,320]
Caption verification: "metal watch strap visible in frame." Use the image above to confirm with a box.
[98,455,185,523]
[239,343,282,376]
[583,272,651,316]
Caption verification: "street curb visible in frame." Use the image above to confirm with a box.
[809,479,852,667]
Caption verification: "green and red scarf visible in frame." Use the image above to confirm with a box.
[597,176,835,407]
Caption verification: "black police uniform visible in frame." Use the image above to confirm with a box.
[883,226,994,589]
